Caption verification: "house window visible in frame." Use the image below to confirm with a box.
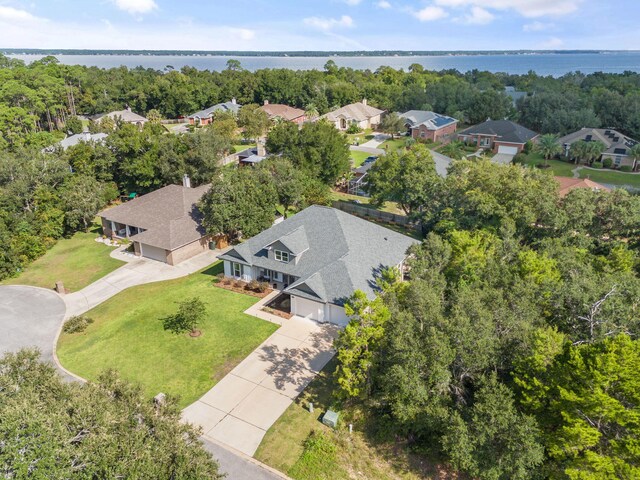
[233,263,242,277]
[420,131,425,138]
[274,250,289,262]
[480,137,491,147]
[614,156,622,166]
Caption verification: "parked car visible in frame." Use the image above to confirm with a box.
[364,156,378,164]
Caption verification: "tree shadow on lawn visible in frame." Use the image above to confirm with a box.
[200,262,224,277]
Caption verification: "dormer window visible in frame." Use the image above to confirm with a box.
[274,250,289,262]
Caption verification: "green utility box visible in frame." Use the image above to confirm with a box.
[322,410,339,429]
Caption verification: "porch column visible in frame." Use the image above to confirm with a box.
[110,221,116,237]
[125,225,130,238]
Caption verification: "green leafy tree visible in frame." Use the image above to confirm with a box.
[146,108,162,124]
[61,175,116,232]
[162,297,206,335]
[365,144,442,219]
[379,112,405,139]
[442,374,544,480]
[628,143,640,171]
[200,167,277,240]
[0,349,222,479]
[514,331,640,479]
[65,115,83,134]
[334,290,391,399]
[238,103,270,142]
[439,140,466,160]
[259,157,306,214]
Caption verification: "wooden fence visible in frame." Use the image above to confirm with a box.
[332,201,421,233]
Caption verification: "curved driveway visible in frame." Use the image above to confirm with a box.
[0,286,66,362]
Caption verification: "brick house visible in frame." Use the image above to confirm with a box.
[457,119,538,155]
[399,110,458,142]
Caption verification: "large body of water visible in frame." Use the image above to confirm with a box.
[8,52,640,76]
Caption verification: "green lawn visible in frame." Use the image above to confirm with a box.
[233,144,256,153]
[330,190,402,215]
[255,359,450,480]
[164,123,187,133]
[57,262,278,407]
[349,150,371,167]
[521,152,576,177]
[379,138,408,153]
[578,168,640,189]
[2,225,124,292]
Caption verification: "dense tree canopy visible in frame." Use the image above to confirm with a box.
[0,349,222,479]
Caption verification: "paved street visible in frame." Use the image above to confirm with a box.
[0,286,66,362]
[183,316,338,456]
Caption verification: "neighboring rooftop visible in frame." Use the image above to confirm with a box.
[91,109,147,123]
[399,110,457,130]
[458,119,538,144]
[99,183,210,250]
[260,101,305,122]
[555,176,610,197]
[55,132,108,150]
[321,101,385,123]
[188,99,240,119]
[504,86,527,105]
[218,205,418,305]
[558,128,639,157]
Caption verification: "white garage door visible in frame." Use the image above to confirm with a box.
[140,243,167,263]
[292,296,325,322]
[497,145,518,155]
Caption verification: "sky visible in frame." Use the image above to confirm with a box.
[0,0,638,51]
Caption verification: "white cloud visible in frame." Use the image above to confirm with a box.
[413,6,448,22]
[0,6,42,23]
[459,6,494,24]
[235,28,256,41]
[377,0,392,9]
[303,15,354,31]
[343,0,362,4]
[434,0,582,18]
[111,0,158,15]
[523,21,553,32]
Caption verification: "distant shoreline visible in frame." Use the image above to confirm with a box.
[1,49,632,57]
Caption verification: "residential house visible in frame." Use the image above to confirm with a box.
[218,205,418,325]
[320,100,384,131]
[399,110,458,142]
[46,132,108,152]
[558,128,639,171]
[555,176,610,197]
[237,142,267,167]
[347,158,376,196]
[504,86,527,107]
[99,177,211,265]
[457,119,538,155]
[90,107,147,127]
[260,101,306,124]
[187,99,240,126]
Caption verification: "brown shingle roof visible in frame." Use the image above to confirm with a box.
[260,103,305,121]
[555,176,610,197]
[99,184,210,250]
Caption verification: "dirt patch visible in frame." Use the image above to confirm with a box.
[213,280,273,298]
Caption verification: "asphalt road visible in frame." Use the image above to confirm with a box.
[0,285,66,361]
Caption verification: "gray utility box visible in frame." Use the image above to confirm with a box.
[322,410,339,428]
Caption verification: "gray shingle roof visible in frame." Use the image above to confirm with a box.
[57,132,108,150]
[399,110,457,130]
[91,110,147,123]
[99,184,210,251]
[558,128,638,156]
[188,101,241,119]
[457,119,537,144]
[218,205,418,305]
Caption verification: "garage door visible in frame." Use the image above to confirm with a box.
[497,145,518,155]
[292,296,325,322]
[140,243,167,263]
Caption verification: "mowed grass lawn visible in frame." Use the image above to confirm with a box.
[521,152,576,177]
[349,150,371,167]
[578,168,640,189]
[2,227,124,292]
[57,262,278,407]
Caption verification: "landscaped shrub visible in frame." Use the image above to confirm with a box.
[258,281,270,293]
[234,279,245,289]
[215,273,224,283]
[592,161,603,169]
[512,153,526,164]
[620,165,633,172]
[602,158,613,168]
[63,315,94,334]
[248,279,260,291]
[346,123,362,134]
[523,140,534,154]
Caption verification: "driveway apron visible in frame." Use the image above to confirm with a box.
[183,316,338,456]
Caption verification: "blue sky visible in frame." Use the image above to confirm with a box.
[0,0,638,51]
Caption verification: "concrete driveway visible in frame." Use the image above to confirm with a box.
[491,153,515,165]
[183,316,338,456]
[0,286,66,362]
